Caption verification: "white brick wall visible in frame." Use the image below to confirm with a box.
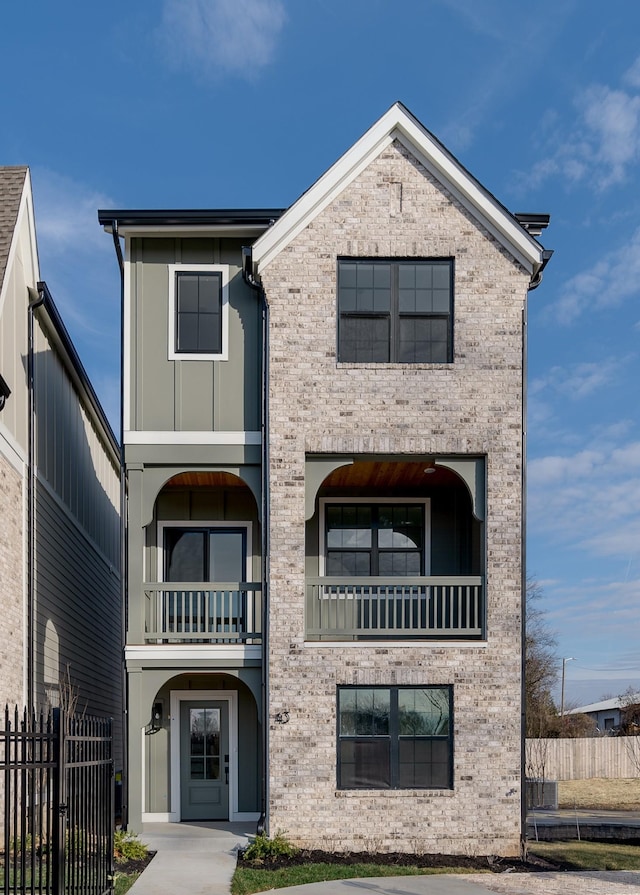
[261,141,530,855]
[0,452,25,708]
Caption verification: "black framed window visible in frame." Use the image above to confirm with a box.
[325,503,424,577]
[175,271,223,354]
[337,686,453,789]
[337,259,453,363]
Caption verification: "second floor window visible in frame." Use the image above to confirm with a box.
[337,259,453,364]
[175,271,222,354]
[324,502,427,577]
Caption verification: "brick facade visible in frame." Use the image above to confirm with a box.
[261,141,529,855]
[0,452,25,708]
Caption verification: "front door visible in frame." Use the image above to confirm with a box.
[180,701,229,820]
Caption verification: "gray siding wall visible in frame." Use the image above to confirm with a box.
[34,330,120,567]
[34,479,122,769]
[128,237,261,433]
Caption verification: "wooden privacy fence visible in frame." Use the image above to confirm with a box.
[526,737,639,780]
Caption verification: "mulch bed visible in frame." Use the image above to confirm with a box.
[238,848,559,874]
[115,851,156,875]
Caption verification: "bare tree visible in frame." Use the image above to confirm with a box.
[616,686,640,773]
[525,576,559,738]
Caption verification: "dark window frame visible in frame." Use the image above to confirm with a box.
[337,258,454,364]
[337,685,453,790]
[324,502,426,578]
[174,270,223,355]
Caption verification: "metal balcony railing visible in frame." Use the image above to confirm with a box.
[305,576,483,640]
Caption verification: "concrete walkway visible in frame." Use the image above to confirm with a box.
[126,821,251,895]
[126,822,640,895]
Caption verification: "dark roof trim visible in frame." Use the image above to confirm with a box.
[98,208,286,229]
[514,213,551,237]
[36,281,120,460]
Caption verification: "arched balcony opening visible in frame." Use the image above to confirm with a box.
[142,471,262,645]
[305,458,485,641]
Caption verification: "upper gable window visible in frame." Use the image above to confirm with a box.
[337,259,453,364]
[168,264,229,361]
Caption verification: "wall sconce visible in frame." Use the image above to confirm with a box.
[150,701,163,732]
[0,375,11,412]
[274,710,290,724]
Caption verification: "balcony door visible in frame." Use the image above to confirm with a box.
[164,526,247,584]
[161,525,249,637]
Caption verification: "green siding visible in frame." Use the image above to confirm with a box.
[129,237,261,434]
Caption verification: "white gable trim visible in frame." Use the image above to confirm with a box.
[252,103,544,275]
[0,170,40,318]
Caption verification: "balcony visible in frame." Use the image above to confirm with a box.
[143,582,262,644]
[305,576,483,640]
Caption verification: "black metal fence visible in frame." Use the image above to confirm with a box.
[1,707,114,895]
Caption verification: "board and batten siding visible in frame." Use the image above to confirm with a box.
[127,237,261,434]
[34,324,119,567]
[34,480,122,769]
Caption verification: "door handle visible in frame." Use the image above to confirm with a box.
[225,766,229,785]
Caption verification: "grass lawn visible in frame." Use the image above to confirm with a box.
[529,841,640,871]
[232,862,485,895]
[114,871,140,894]
[558,778,640,811]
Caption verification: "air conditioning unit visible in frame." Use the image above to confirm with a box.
[525,778,558,810]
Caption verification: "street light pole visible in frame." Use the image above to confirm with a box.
[560,657,575,721]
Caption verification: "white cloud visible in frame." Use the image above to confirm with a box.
[157,0,286,80]
[529,440,640,561]
[553,225,640,323]
[531,358,622,399]
[32,169,114,255]
[521,56,640,192]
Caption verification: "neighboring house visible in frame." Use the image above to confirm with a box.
[567,695,640,732]
[0,167,122,763]
[99,103,551,855]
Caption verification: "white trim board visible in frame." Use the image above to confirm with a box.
[252,103,544,275]
[123,430,261,445]
[167,263,230,361]
[169,689,242,821]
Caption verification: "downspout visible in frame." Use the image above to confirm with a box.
[520,292,528,856]
[243,249,269,835]
[27,287,46,708]
[521,249,552,854]
[109,220,128,828]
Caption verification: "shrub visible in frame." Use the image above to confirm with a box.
[114,830,149,864]
[242,832,298,864]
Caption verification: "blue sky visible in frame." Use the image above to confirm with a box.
[2,0,638,706]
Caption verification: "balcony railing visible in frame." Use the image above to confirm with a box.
[143,582,262,644]
[305,576,483,640]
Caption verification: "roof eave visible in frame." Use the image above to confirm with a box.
[252,102,547,276]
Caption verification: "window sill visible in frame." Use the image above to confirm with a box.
[334,788,454,798]
[336,362,454,370]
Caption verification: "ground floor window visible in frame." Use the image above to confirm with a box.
[337,686,452,789]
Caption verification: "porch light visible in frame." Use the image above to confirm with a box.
[424,461,436,474]
[0,374,10,412]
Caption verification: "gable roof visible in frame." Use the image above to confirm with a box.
[0,166,28,295]
[251,102,548,278]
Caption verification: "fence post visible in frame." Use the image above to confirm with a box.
[51,708,67,895]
